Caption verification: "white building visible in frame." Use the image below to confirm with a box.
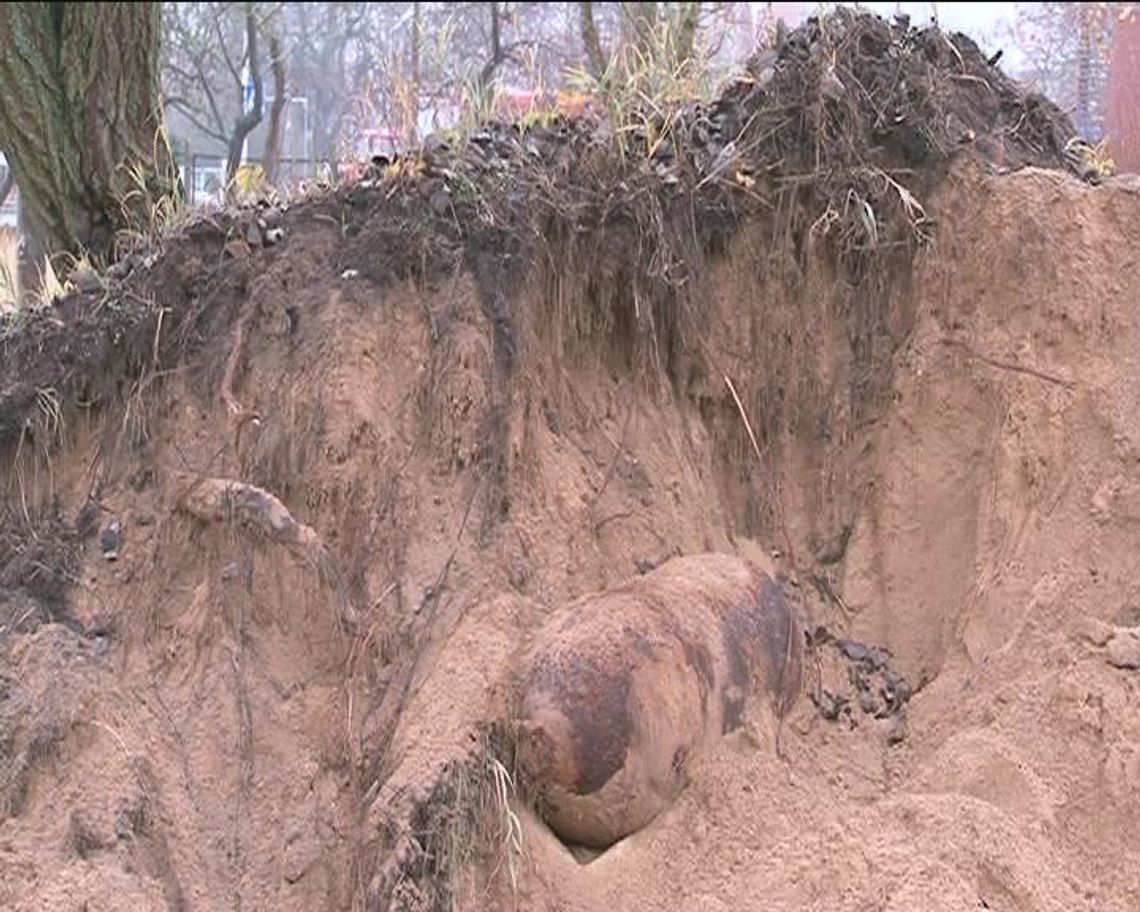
[0,153,16,228]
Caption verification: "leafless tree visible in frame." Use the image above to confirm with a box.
[1007,2,1118,133]
[161,1,737,186]
[163,1,279,186]
[0,3,177,285]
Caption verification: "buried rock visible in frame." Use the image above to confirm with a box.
[514,553,803,849]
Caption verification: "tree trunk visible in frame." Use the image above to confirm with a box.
[579,2,607,78]
[0,3,179,279]
[16,198,47,306]
[672,2,700,65]
[1076,7,1094,134]
[262,32,287,185]
[224,5,264,188]
[409,1,421,144]
[479,2,506,89]
[473,1,509,120]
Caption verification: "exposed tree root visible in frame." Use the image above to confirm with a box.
[220,298,259,420]
[174,474,358,628]
[941,338,1076,388]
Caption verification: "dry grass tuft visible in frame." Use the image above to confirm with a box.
[385,727,526,911]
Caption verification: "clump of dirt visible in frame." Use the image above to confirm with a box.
[806,624,913,744]
[0,509,80,627]
[3,8,1139,912]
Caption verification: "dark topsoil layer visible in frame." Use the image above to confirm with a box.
[0,9,1075,440]
[0,9,1076,607]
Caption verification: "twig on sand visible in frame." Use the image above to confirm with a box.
[220,297,262,424]
[723,374,798,571]
[942,338,1075,388]
[724,374,799,762]
[421,480,480,615]
[593,404,635,506]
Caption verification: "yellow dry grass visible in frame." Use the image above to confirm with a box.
[0,227,18,311]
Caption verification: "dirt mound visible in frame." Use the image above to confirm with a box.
[3,8,1139,912]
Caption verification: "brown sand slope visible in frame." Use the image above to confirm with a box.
[1,10,1138,912]
[510,164,1140,912]
[1,161,1136,912]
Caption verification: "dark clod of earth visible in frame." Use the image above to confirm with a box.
[809,626,912,742]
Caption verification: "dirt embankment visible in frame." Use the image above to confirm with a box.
[2,10,1139,912]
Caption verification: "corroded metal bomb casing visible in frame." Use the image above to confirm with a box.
[516,553,802,848]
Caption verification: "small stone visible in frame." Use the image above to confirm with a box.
[508,558,529,591]
[1116,604,1140,627]
[245,222,264,247]
[429,187,451,215]
[99,518,122,561]
[340,269,359,280]
[1106,630,1140,669]
[72,268,102,294]
[813,688,848,722]
[107,256,136,281]
[75,501,101,539]
[1075,616,1114,647]
[839,639,871,663]
[887,710,908,745]
[858,689,879,715]
[114,808,132,839]
[867,646,890,670]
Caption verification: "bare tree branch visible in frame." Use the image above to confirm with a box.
[479,1,506,87]
[214,9,245,89]
[579,2,606,77]
[262,29,287,183]
[189,53,231,139]
[165,98,232,145]
[224,5,265,184]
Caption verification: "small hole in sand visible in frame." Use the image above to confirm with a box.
[564,842,604,866]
